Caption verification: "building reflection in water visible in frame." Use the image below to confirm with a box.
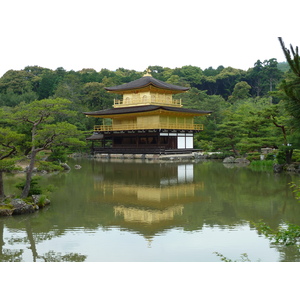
[92,161,205,243]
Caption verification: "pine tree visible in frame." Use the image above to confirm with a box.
[278,37,300,127]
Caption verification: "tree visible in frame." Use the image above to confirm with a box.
[228,81,251,103]
[13,98,84,198]
[213,119,243,155]
[0,127,24,199]
[173,65,203,88]
[278,37,300,128]
[82,82,113,110]
[261,102,294,163]
[246,59,283,98]
[0,70,34,95]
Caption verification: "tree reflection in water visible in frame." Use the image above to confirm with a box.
[0,218,87,262]
[1,159,300,262]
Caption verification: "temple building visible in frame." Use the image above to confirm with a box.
[84,71,211,154]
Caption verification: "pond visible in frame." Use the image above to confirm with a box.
[1,158,300,262]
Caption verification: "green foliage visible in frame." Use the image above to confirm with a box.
[265,152,276,161]
[276,150,287,164]
[47,146,68,163]
[289,181,300,201]
[15,176,43,196]
[0,158,22,172]
[0,60,295,161]
[277,38,300,129]
[194,139,214,151]
[254,221,300,246]
[228,81,251,103]
[37,194,47,207]
[37,161,64,172]
[246,152,261,161]
[248,160,274,172]
[292,149,300,162]
[214,252,253,262]
[15,176,56,198]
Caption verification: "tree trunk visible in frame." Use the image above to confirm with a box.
[0,171,5,200]
[231,145,239,156]
[286,149,293,164]
[0,221,4,255]
[21,151,37,198]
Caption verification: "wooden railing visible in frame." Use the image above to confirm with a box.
[94,123,204,132]
[113,98,182,107]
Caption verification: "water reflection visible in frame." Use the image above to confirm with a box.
[87,161,210,243]
[1,159,300,262]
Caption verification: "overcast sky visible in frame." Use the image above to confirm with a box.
[1,0,299,77]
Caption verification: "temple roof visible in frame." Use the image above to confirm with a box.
[84,105,211,117]
[105,75,190,93]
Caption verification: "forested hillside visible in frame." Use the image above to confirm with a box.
[0,58,298,163]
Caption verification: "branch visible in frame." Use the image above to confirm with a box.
[270,115,287,145]
[0,144,17,160]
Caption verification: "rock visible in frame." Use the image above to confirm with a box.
[31,195,51,207]
[286,164,296,172]
[61,163,71,171]
[223,156,236,163]
[44,198,51,206]
[31,195,40,204]
[0,208,13,216]
[235,158,250,164]
[74,165,82,169]
[10,198,35,215]
[273,164,284,173]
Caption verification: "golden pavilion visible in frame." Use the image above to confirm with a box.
[84,71,211,154]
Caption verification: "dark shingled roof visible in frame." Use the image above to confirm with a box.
[84,105,212,117]
[105,76,190,93]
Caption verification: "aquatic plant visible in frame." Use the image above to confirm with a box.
[254,221,300,246]
[248,160,274,171]
[214,252,253,262]
[289,181,300,201]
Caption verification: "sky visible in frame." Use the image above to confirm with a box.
[0,0,299,77]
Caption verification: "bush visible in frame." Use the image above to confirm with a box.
[47,146,68,163]
[15,176,42,196]
[246,152,261,161]
[276,151,286,164]
[195,139,214,151]
[37,161,64,172]
[292,149,300,162]
[15,176,56,199]
[249,160,274,171]
[265,153,276,161]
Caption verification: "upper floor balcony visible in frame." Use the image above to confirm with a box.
[94,123,204,132]
[113,95,182,108]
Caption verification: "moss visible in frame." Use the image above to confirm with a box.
[0,204,13,210]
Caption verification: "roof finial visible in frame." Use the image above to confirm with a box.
[143,68,152,77]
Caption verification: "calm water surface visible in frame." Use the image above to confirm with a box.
[1,158,300,262]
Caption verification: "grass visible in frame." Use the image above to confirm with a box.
[248,160,274,171]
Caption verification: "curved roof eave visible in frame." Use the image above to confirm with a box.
[105,76,190,93]
[83,105,212,117]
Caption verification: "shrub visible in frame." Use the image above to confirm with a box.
[265,153,276,161]
[15,176,43,196]
[292,149,300,162]
[47,146,68,163]
[195,139,214,151]
[249,160,274,171]
[246,152,261,161]
[37,161,64,172]
[276,151,286,164]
